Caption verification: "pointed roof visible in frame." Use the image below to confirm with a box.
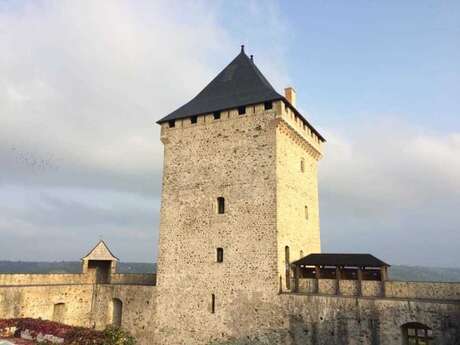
[158,46,325,141]
[81,240,119,261]
[158,45,284,124]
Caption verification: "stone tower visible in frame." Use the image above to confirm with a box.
[154,46,325,344]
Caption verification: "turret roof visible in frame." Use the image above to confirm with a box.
[157,46,325,142]
[81,240,119,261]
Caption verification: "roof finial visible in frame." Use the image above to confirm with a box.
[250,55,254,62]
[241,44,245,53]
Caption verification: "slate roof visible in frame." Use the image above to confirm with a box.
[292,253,390,268]
[157,46,325,142]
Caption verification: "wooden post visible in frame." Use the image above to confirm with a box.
[380,266,388,297]
[357,267,363,297]
[314,265,320,293]
[335,266,341,295]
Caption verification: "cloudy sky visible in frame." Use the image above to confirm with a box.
[1,1,459,267]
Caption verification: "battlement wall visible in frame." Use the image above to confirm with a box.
[159,100,323,156]
[110,273,156,285]
[0,272,95,286]
[276,101,323,156]
[296,278,460,301]
[160,101,273,136]
[385,280,460,300]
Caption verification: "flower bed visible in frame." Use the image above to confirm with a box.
[0,319,135,345]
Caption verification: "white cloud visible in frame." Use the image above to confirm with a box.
[0,0,290,261]
[0,1,230,188]
[1,1,458,267]
[320,118,460,266]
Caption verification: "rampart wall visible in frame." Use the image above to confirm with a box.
[0,273,94,286]
[0,272,157,345]
[0,284,94,326]
[201,287,460,345]
[296,278,460,301]
[110,273,156,285]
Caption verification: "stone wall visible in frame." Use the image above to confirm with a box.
[0,275,157,344]
[385,281,460,301]
[276,100,322,287]
[0,273,94,286]
[154,99,326,345]
[110,273,156,285]
[277,293,460,345]
[92,284,157,344]
[156,103,281,344]
[2,275,459,345]
[203,292,460,345]
[0,284,94,326]
[318,279,336,295]
[296,278,460,301]
[362,281,382,297]
[339,279,359,296]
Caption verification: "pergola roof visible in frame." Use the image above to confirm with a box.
[292,253,390,268]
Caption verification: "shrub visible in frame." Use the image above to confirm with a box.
[0,318,136,345]
[103,327,136,345]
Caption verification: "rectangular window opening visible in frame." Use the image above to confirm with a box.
[305,205,309,220]
[238,106,246,115]
[191,115,197,124]
[217,197,225,214]
[216,248,224,263]
[168,120,175,128]
[264,101,273,110]
[213,111,221,120]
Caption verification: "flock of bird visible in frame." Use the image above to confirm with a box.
[9,146,60,173]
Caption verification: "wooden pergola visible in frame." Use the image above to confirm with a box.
[290,253,390,296]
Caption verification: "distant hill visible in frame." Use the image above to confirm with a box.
[0,261,156,274]
[0,261,459,282]
[389,265,460,282]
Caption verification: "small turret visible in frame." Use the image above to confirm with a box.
[81,240,119,284]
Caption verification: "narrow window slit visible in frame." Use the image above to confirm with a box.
[217,197,225,214]
[216,248,224,263]
[211,294,216,314]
